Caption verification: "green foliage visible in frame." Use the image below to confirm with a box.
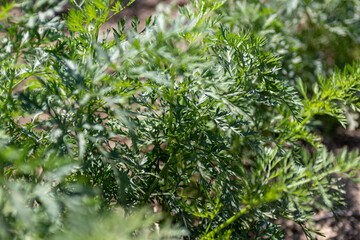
[1,0,360,239]
[219,0,360,84]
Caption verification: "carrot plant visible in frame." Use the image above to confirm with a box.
[1,0,360,239]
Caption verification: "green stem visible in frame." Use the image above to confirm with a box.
[165,67,176,188]
[205,218,214,234]
[202,205,251,239]
[167,66,176,139]
[142,147,179,204]
[142,66,177,204]
[287,169,335,189]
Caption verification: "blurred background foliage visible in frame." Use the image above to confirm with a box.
[217,0,360,148]
[219,0,360,85]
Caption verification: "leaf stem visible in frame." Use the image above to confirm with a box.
[201,205,251,239]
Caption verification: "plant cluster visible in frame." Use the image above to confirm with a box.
[219,0,360,83]
[1,0,360,239]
